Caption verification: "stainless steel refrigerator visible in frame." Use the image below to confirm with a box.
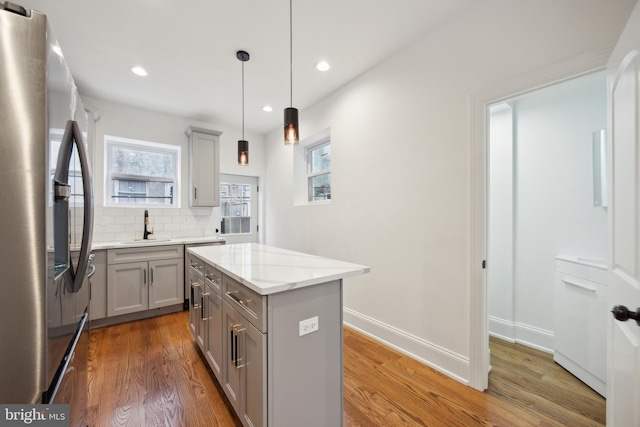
[0,3,94,425]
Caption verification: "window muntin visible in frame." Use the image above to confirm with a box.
[105,136,180,207]
[307,142,331,202]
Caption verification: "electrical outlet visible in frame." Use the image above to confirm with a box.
[299,316,319,336]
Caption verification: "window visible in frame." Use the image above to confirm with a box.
[307,142,331,202]
[293,128,331,205]
[105,135,180,207]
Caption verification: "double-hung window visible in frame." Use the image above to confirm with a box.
[105,135,180,207]
[307,142,331,202]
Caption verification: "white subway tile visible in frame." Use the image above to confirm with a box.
[115,216,135,225]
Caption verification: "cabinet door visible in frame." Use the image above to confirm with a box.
[189,272,203,342]
[222,301,242,415]
[239,320,267,427]
[190,131,219,207]
[107,261,148,316]
[149,258,184,309]
[205,289,223,382]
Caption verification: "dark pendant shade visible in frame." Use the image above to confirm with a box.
[238,139,249,165]
[284,107,299,144]
[237,50,250,165]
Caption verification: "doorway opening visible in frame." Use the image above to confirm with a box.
[485,72,607,420]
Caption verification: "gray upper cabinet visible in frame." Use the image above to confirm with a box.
[186,126,222,207]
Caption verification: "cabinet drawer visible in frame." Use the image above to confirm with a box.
[108,245,183,264]
[224,275,267,333]
[188,253,205,277]
[204,263,222,294]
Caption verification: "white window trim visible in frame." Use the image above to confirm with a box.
[104,135,181,208]
[293,127,331,206]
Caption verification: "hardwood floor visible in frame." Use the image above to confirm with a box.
[87,312,605,426]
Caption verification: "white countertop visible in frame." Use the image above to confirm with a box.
[188,243,370,295]
[91,236,225,250]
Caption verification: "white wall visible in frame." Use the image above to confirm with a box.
[488,73,608,350]
[83,96,266,243]
[263,0,634,384]
[488,104,514,341]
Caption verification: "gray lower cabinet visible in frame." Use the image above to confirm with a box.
[185,242,224,309]
[222,300,266,427]
[189,262,225,384]
[107,246,184,317]
[189,253,342,427]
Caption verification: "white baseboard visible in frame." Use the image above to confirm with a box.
[489,315,553,353]
[343,307,470,385]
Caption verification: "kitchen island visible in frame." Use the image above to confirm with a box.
[187,243,369,427]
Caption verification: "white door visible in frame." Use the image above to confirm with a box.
[220,174,259,244]
[607,3,640,425]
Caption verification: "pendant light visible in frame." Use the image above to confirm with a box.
[284,0,299,144]
[237,50,250,165]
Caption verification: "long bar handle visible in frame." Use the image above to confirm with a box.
[230,329,235,365]
[234,327,246,369]
[55,120,94,293]
[226,291,247,306]
[200,293,210,321]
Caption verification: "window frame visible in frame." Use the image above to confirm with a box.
[306,141,331,203]
[104,135,181,208]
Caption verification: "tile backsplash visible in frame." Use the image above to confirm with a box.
[92,207,220,242]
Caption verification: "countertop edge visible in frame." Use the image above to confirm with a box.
[220,265,370,296]
[92,236,225,250]
[188,244,370,296]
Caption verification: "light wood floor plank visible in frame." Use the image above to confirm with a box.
[87,312,605,426]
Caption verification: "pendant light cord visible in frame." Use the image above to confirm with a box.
[242,60,245,140]
[289,0,293,108]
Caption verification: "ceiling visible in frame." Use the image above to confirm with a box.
[19,0,478,135]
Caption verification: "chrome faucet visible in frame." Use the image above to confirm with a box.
[143,209,154,239]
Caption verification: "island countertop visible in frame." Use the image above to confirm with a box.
[188,243,370,295]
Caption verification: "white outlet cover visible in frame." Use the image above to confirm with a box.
[299,316,319,336]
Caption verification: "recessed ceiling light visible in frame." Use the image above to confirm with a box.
[316,61,330,72]
[131,66,148,77]
[262,105,273,112]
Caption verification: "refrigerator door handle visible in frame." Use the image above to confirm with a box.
[54,120,94,293]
